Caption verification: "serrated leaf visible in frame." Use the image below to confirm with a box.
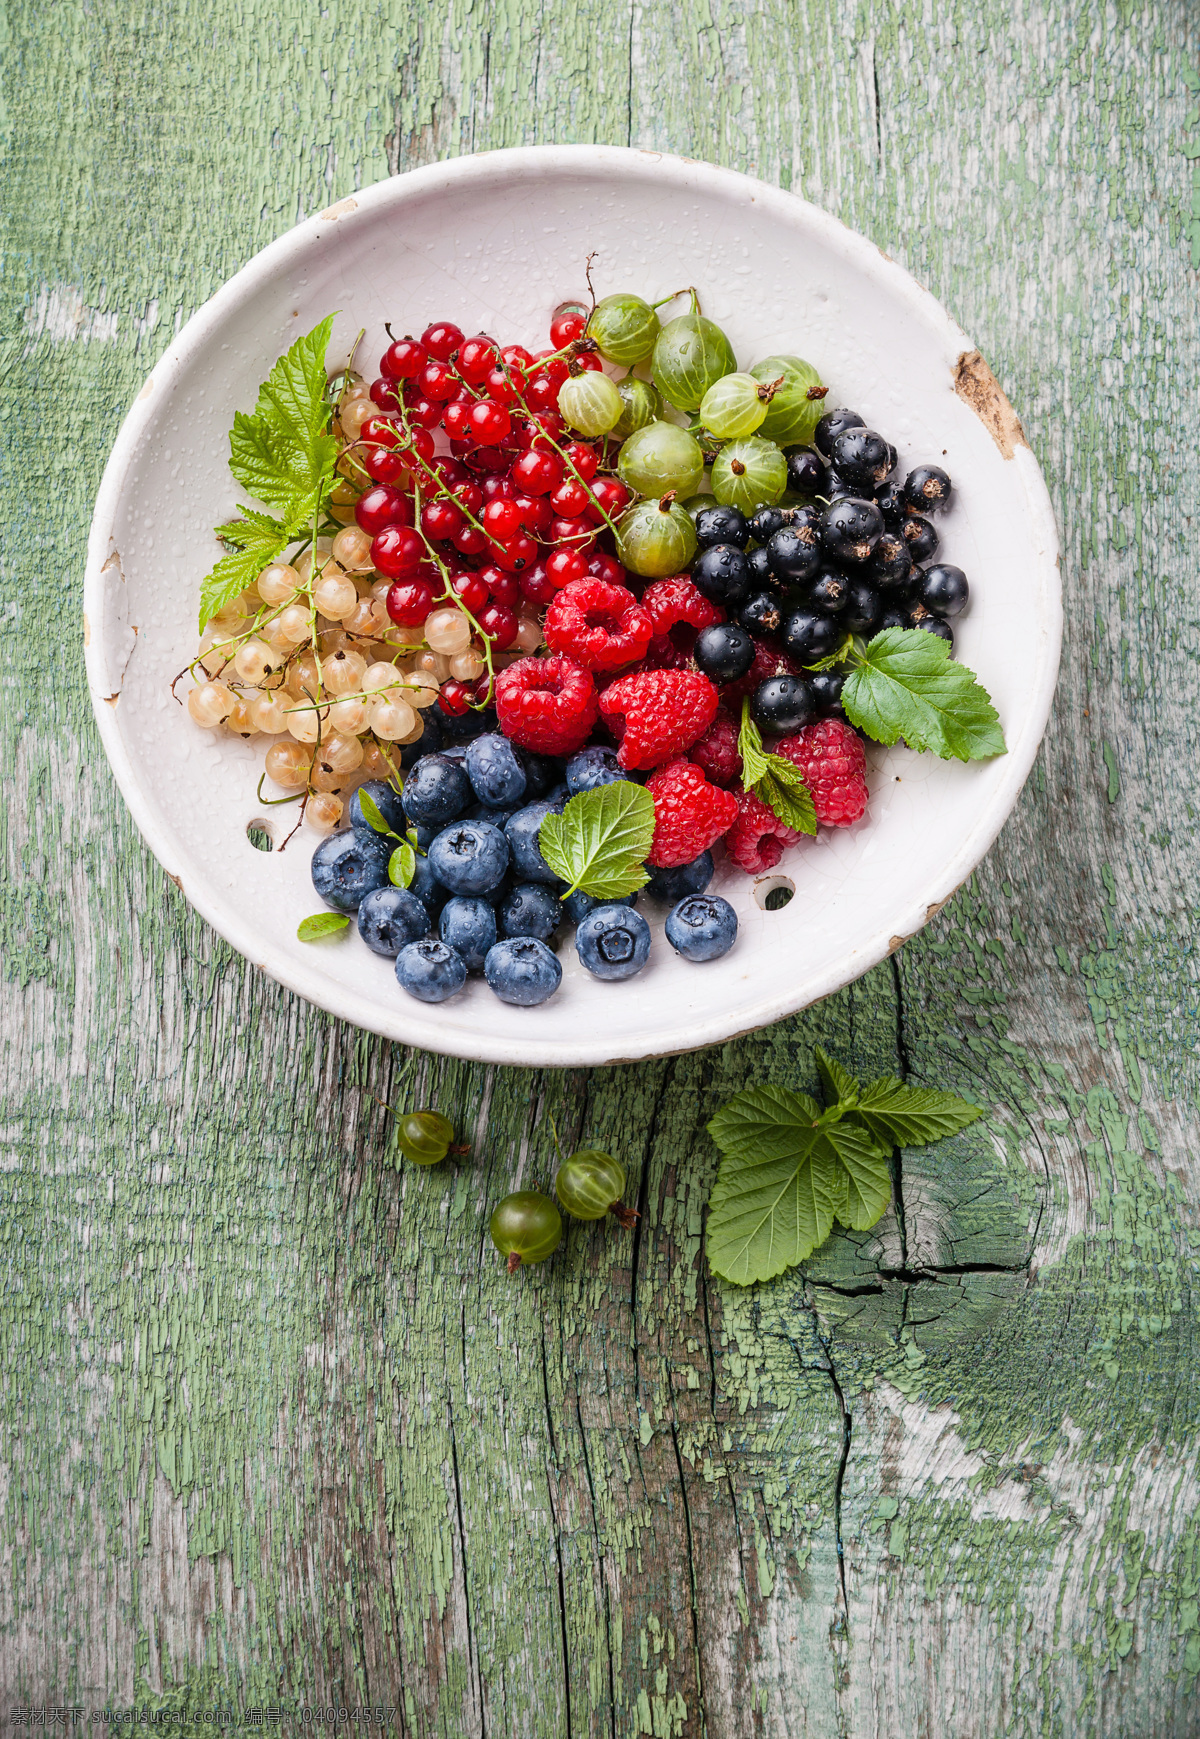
[297,912,350,942]
[198,509,290,629]
[357,788,395,837]
[389,843,416,888]
[851,1078,984,1147]
[814,1045,860,1109]
[707,1082,824,1163]
[824,1120,893,1231]
[227,316,339,523]
[537,782,655,898]
[737,701,817,835]
[841,628,1006,762]
[256,313,337,443]
[706,1123,838,1285]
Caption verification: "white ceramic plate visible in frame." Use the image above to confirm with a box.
[85,145,1060,1067]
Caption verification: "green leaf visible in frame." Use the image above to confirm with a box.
[737,701,817,835]
[227,315,339,524]
[707,1082,824,1162]
[814,1045,860,1109]
[256,313,338,445]
[357,788,396,838]
[297,912,350,942]
[824,1120,893,1231]
[804,634,857,673]
[841,628,1007,762]
[851,1077,984,1148]
[198,509,290,629]
[389,843,416,889]
[706,1126,838,1286]
[537,783,655,899]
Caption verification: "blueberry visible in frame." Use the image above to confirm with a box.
[645,850,714,903]
[357,885,431,957]
[542,782,570,809]
[748,505,787,544]
[484,937,562,1006]
[808,571,849,616]
[908,607,955,647]
[441,744,469,765]
[311,829,392,913]
[809,671,846,719]
[782,609,841,665]
[565,746,624,795]
[746,545,775,588]
[403,753,472,827]
[519,752,560,800]
[820,497,884,566]
[466,800,522,826]
[903,464,952,515]
[464,732,527,808]
[505,800,566,885]
[408,854,449,919]
[563,888,639,926]
[694,622,756,684]
[395,938,468,1002]
[767,526,822,585]
[692,542,751,607]
[874,479,908,527]
[438,896,498,972]
[865,531,914,594]
[575,904,652,981]
[349,779,406,839]
[739,592,783,636]
[438,702,498,744]
[665,894,738,962]
[753,675,816,733]
[829,428,897,490]
[427,819,510,896]
[916,562,969,618]
[499,881,563,941]
[900,514,940,563]
[814,408,865,458]
[840,578,882,637]
[695,504,749,549]
[398,707,443,768]
[784,448,829,497]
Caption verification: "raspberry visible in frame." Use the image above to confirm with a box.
[494,654,598,755]
[688,706,743,788]
[725,788,803,873]
[645,760,740,868]
[774,720,869,827]
[543,578,653,671]
[720,636,797,707]
[599,669,720,771]
[640,576,724,664]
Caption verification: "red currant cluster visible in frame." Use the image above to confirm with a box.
[343,310,634,715]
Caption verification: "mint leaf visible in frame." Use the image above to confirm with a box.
[737,702,817,836]
[851,1077,983,1147]
[198,509,289,629]
[297,912,350,942]
[824,1120,893,1231]
[537,783,655,899]
[841,628,1006,762]
[228,315,339,524]
[389,843,416,889]
[814,1045,860,1109]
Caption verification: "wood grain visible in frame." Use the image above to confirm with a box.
[2,1,1200,1733]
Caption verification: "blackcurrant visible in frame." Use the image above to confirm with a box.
[915,562,969,618]
[825,469,857,500]
[820,496,884,566]
[753,675,816,733]
[878,606,909,631]
[692,542,751,606]
[782,608,841,665]
[901,514,940,563]
[808,570,849,615]
[809,670,846,718]
[554,1150,638,1226]
[489,1190,563,1273]
[737,591,782,636]
[746,544,775,588]
[828,428,897,490]
[814,408,865,458]
[767,526,822,584]
[874,479,908,525]
[908,606,954,647]
[748,505,787,544]
[784,447,829,497]
[694,622,756,683]
[840,578,882,637]
[866,532,914,594]
[395,1109,456,1165]
[903,464,953,514]
[695,504,750,549]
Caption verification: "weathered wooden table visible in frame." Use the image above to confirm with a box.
[4,4,1198,1733]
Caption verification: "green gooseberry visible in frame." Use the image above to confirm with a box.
[612,376,662,440]
[558,371,624,437]
[617,420,705,499]
[651,312,738,412]
[395,1109,455,1165]
[710,437,789,514]
[615,497,698,578]
[489,1190,563,1274]
[555,1150,638,1227]
[587,293,661,365]
[750,355,828,448]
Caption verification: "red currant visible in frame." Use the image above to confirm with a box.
[452,523,488,556]
[550,478,590,517]
[455,480,483,515]
[574,352,603,373]
[450,571,489,614]
[486,571,520,607]
[586,551,626,586]
[511,493,553,538]
[525,373,561,412]
[501,344,534,374]
[456,335,500,384]
[532,350,570,388]
[387,578,436,625]
[563,442,599,481]
[469,400,512,447]
[528,411,566,446]
[481,498,523,540]
[437,680,472,717]
[483,367,519,406]
[381,339,427,379]
[586,477,631,523]
[433,456,470,490]
[549,306,587,348]
[422,499,464,541]
[510,449,563,495]
[419,360,458,402]
[364,445,409,486]
[477,603,518,648]
[480,476,515,502]
[519,562,558,606]
[488,532,537,572]
[550,514,596,547]
[369,376,401,411]
[399,427,435,462]
[373,525,426,577]
[360,416,400,447]
[546,548,587,587]
[442,400,472,441]
[421,321,464,363]
[356,485,411,536]
[404,396,441,430]
[464,446,513,476]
